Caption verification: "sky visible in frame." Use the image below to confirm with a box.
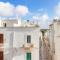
[0,0,60,28]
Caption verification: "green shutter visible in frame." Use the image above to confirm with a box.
[26,53,31,60]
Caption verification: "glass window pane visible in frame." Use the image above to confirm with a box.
[27,35,31,43]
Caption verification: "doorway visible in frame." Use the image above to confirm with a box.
[26,52,31,60]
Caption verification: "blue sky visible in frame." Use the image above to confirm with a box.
[0,0,60,28]
[0,0,59,16]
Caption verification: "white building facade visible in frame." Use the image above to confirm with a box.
[49,19,60,60]
[0,19,40,60]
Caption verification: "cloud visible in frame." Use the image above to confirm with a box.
[32,13,49,28]
[16,5,29,16]
[32,13,49,22]
[42,14,49,22]
[32,16,40,20]
[0,2,15,16]
[0,2,29,17]
[54,2,60,16]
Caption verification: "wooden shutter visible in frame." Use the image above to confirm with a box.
[0,52,3,60]
[0,34,3,43]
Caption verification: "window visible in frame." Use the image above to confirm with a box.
[26,53,31,60]
[3,23,6,27]
[27,35,31,43]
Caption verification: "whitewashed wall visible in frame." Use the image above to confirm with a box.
[49,21,60,60]
[0,27,40,60]
[54,22,60,60]
[12,28,40,60]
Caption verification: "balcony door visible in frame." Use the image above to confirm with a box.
[0,34,3,60]
[26,52,31,60]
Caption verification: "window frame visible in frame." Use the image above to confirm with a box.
[27,35,31,43]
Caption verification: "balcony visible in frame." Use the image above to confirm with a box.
[22,43,34,51]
